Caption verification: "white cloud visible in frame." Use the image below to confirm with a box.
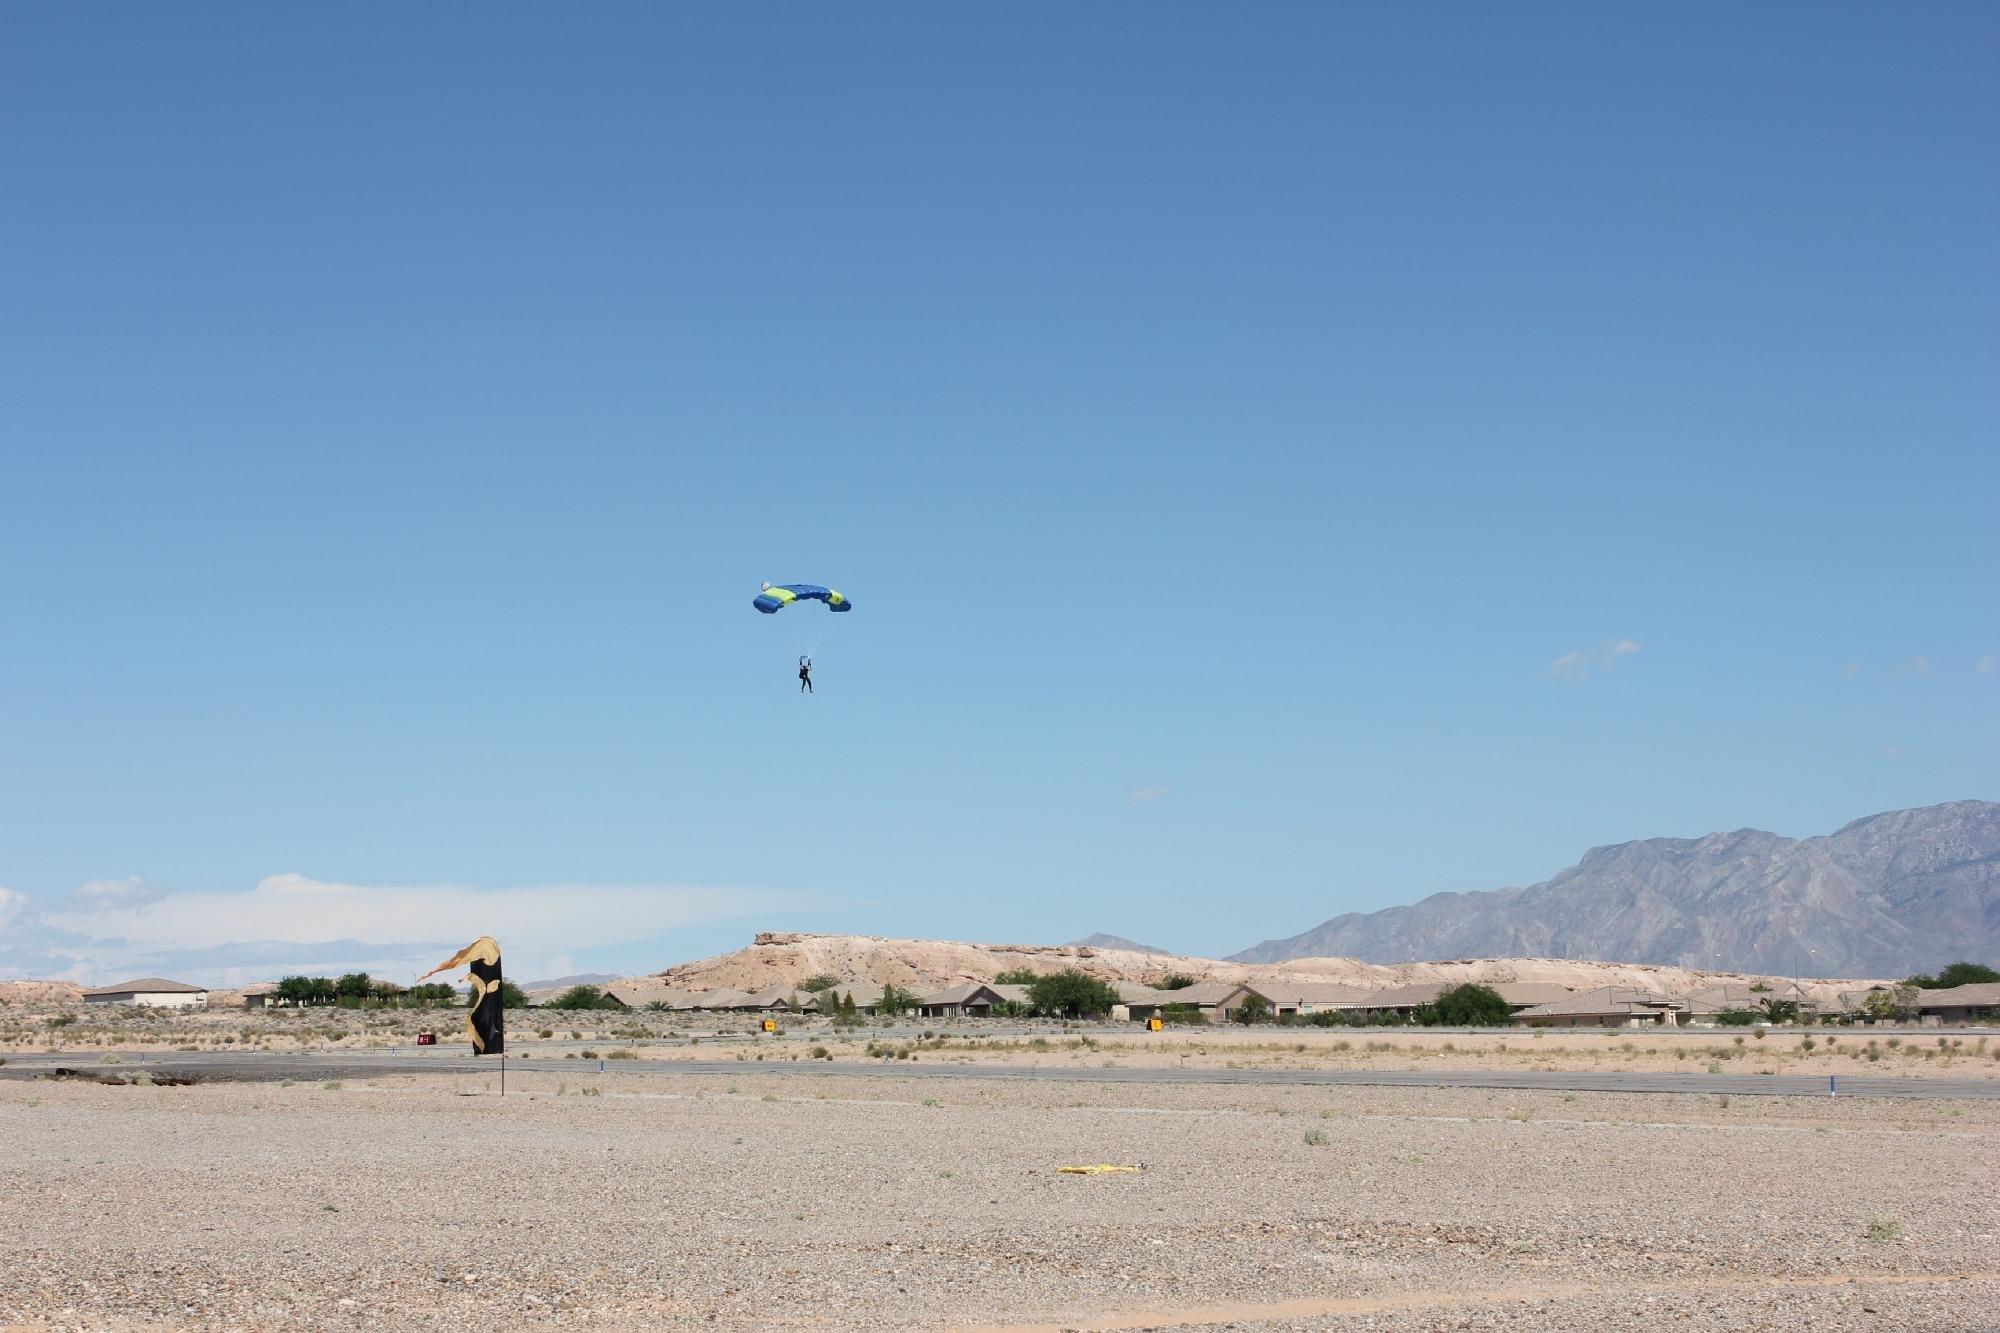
[12,875,805,987]
[1549,640,1640,682]
[66,876,164,909]
[1548,651,1591,682]
[1600,639,1643,668]
[1127,785,1170,804]
[1911,656,1932,676]
[1843,661,1863,678]
[1979,656,1995,675]
[1882,744,1910,761]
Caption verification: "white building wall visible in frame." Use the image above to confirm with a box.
[84,991,208,1010]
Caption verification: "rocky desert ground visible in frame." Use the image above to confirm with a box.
[6,995,1996,1083]
[3,1064,1996,1332]
[4,989,1999,1330]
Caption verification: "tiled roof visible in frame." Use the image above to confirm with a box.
[82,978,206,996]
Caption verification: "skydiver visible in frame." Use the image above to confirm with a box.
[798,656,813,693]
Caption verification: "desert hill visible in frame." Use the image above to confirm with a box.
[653,932,1874,1005]
[1066,932,1169,954]
[0,980,84,1007]
[1231,800,2000,976]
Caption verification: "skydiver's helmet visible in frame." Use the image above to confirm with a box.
[761,582,772,591]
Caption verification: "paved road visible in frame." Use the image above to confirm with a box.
[4,1049,1995,1100]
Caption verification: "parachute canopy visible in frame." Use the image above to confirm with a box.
[754,582,852,614]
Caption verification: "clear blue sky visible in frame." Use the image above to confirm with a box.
[2,4,1994,985]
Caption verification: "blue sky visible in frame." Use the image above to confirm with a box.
[2,4,1994,985]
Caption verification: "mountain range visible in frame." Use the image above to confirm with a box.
[1068,933,1169,954]
[1229,800,1999,977]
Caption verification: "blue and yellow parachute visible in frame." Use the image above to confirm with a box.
[753,582,852,614]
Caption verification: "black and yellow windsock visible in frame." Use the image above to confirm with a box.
[421,936,504,1055]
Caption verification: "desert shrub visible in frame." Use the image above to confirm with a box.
[1303,1128,1330,1146]
[547,985,618,1011]
[992,968,1040,985]
[606,1049,639,1060]
[1715,1009,1759,1026]
[799,975,841,994]
[1159,1004,1209,1026]
[1867,1217,1901,1243]
[1154,974,1196,991]
[537,1028,554,1039]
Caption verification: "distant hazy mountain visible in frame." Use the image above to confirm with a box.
[519,972,619,992]
[1069,933,1170,955]
[1230,801,2000,977]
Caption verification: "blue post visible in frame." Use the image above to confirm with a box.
[598,1057,605,1073]
[1829,1074,1836,1097]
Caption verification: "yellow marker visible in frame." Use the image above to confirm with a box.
[1147,1016,1164,1032]
[762,1017,778,1034]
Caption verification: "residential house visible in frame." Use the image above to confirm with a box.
[81,978,209,1011]
[1913,983,2000,1024]
[916,983,1010,1018]
[1512,987,1683,1028]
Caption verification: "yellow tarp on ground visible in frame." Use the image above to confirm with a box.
[1057,1164,1142,1175]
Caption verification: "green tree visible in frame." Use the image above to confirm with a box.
[497,980,530,1009]
[993,968,1041,985]
[548,984,614,1010]
[1412,983,1513,1027]
[336,972,373,999]
[1027,969,1122,1018]
[1758,997,1802,1023]
[306,976,338,1005]
[1934,962,1999,988]
[276,975,314,1005]
[799,974,841,994]
[405,983,456,1006]
[1154,974,1196,990]
[1233,993,1273,1024]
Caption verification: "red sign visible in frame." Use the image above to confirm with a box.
[416,1031,436,1046]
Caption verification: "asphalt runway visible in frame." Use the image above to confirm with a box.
[4,1048,1995,1099]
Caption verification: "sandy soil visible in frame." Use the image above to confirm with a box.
[1,1067,1995,1331]
[7,1002,1996,1082]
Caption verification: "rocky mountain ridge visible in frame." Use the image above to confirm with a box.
[651,931,1871,1005]
[1230,800,1999,976]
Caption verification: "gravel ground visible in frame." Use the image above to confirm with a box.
[2,1070,1994,1331]
[9,1003,1997,1082]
